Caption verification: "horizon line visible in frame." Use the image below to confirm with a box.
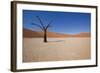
[23,27,90,35]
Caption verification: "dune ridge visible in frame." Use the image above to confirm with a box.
[23,28,91,38]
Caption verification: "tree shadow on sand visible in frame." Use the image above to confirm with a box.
[48,40,65,43]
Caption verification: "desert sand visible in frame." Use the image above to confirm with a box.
[23,28,91,38]
[23,38,91,62]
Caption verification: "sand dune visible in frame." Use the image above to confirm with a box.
[23,28,90,38]
[23,28,43,38]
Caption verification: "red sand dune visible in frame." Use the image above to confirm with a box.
[23,28,90,38]
[23,28,43,38]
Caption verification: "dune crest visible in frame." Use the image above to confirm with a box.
[23,28,90,38]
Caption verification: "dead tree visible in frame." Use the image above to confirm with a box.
[32,16,53,43]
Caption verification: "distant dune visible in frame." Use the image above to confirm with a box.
[23,28,90,38]
[23,28,43,38]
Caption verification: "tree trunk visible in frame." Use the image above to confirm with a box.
[44,30,47,42]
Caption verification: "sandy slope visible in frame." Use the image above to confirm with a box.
[23,28,90,38]
[23,38,91,62]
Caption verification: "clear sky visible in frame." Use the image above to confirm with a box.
[23,10,91,34]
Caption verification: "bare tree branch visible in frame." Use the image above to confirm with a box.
[36,16,45,29]
[45,20,53,30]
[32,22,44,31]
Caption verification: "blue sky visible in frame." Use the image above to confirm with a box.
[23,10,91,34]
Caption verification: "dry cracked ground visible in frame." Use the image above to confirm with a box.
[23,38,91,62]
